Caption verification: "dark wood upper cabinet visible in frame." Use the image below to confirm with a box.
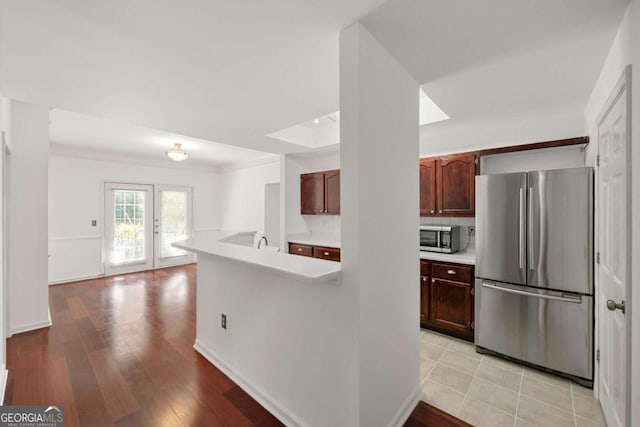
[437,153,476,217]
[300,172,325,214]
[419,158,436,216]
[300,169,340,215]
[420,152,477,217]
[324,169,341,214]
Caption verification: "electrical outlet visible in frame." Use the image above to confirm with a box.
[468,226,475,235]
[221,313,227,330]
[91,220,97,227]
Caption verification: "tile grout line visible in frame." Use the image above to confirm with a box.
[570,383,577,427]
[514,367,524,427]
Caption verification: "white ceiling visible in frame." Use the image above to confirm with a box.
[362,0,629,124]
[0,0,388,154]
[0,0,630,158]
[49,109,275,170]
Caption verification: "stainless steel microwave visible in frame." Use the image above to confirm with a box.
[420,225,460,253]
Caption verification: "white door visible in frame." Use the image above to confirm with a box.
[153,185,194,268]
[104,183,154,275]
[597,66,631,427]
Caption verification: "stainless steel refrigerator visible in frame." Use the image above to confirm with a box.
[475,167,593,387]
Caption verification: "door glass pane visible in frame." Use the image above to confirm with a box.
[113,190,146,264]
[160,191,188,258]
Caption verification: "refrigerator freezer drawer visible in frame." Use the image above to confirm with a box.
[475,279,593,380]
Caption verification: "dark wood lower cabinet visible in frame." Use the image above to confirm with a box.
[420,259,475,342]
[289,242,340,262]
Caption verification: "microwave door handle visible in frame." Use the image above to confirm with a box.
[519,188,525,269]
[436,230,441,249]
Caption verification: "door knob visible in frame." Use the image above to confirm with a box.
[606,299,625,314]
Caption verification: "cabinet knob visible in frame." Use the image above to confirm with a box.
[438,210,443,213]
[432,278,435,283]
[324,252,330,256]
[297,248,303,252]
[430,210,434,214]
[422,277,426,282]
[447,269,456,275]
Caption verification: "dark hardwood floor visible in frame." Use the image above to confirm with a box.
[5,265,470,427]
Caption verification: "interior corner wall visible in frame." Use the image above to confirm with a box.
[48,155,220,284]
[9,100,50,335]
[340,23,421,426]
[217,159,280,233]
[583,2,640,425]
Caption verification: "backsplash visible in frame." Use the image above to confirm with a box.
[420,216,476,250]
[303,215,341,234]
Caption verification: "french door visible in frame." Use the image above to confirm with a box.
[153,185,194,268]
[104,183,193,275]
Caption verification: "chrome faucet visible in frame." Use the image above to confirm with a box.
[257,236,268,249]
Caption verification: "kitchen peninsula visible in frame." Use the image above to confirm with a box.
[173,232,351,426]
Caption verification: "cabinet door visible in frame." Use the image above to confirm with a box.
[324,169,340,215]
[429,278,473,340]
[419,158,437,216]
[436,153,476,216]
[420,275,429,325]
[301,172,325,214]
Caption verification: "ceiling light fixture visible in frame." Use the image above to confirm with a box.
[166,143,189,161]
[313,118,320,124]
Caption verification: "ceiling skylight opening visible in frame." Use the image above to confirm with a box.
[419,89,450,126]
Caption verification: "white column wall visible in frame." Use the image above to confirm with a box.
[340,23,421,426]
[8,100,50,334]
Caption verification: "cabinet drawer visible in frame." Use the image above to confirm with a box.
[420,260,430,276]
[313,246,340,262]
[431,262,473,283]
[289,243,313,257]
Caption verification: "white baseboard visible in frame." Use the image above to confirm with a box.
[0,365,7,404]
[388,382,423,427]
[10,318,52,336]
[194,340,305,427]
[49,273,104,286]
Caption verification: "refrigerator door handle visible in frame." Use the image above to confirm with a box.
[519,188,526,269]
[528,187,535,269]
[481,282,582,304]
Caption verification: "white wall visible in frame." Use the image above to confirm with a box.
[9,100,50,335]
[341,23,420,426]
[420,107,587,157]
[217,159,280,233]
[282,152,341,243]
[583,2,640,425]
[195,255,355,426]
[48,155,220,283]
[0,97,9,387]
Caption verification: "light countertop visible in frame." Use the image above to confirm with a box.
[287,233,341,248]
[173,231,340,285]
[419,248,476,265]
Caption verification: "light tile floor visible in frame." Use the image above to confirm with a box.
[420,329,607,427]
